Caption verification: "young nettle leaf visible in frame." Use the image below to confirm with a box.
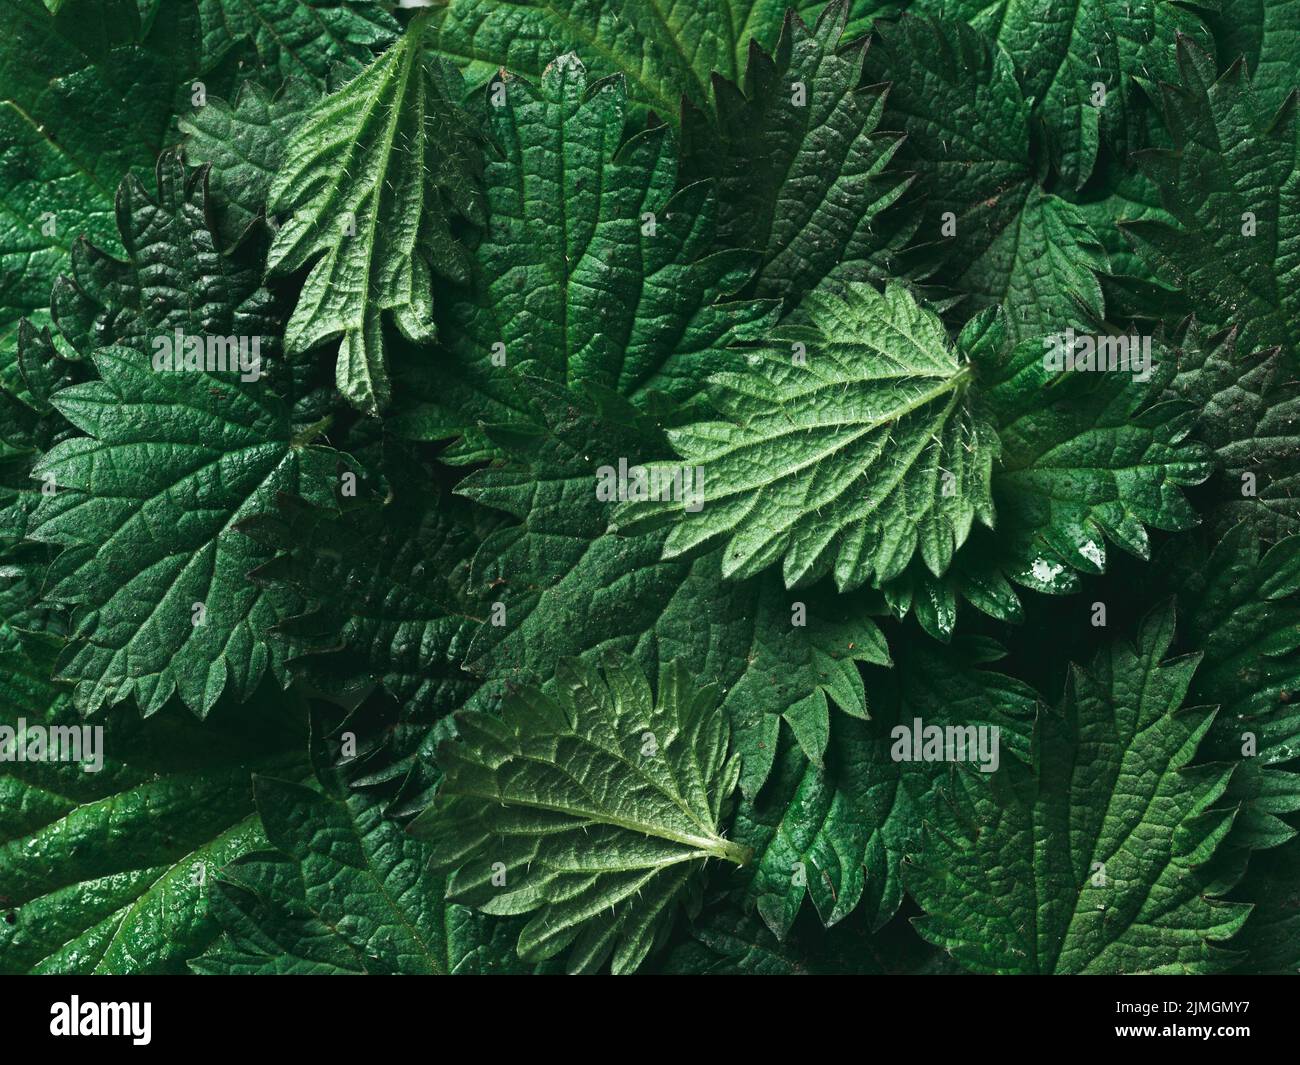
[616,281,999,591]
[414,654,748,975]
[680,3,911,310]
[0,636,306,975]
[864,16,1109,340]
[1122,37,1300,366]
[901,0,1213,188]
[29,347,352,716]
[267,12,485,414]
[906,607,1251,974]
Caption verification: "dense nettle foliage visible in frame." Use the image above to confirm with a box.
[0,0,1296,976]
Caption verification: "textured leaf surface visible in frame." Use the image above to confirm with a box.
[909,0,1212,187]
[424,0,890,118]
[400,54,775,456]
[267,15,484,413]
[51,150,279,364]
[1148,527,1300,852]
[1165,320,1300,539]
[1123,39,1300,366]
[973,311,1212,590]
[907,608,1250,974]
[195,0,397,85]
[616,281,998,591]
[415,655,747,975]
[679,5,909,310]
[0,637,304,974]
[456,383,889,799]
[29,346,347,715]
[863,16,1109,340]
[180,79,316,248]
[735,635,1034,938]
[194,772,531,974]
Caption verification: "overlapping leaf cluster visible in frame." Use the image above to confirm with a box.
[1,0,1297,975]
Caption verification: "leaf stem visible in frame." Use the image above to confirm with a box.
[291,414,334,447]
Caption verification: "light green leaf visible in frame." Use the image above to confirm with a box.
[266,15,484,414]
[457,383,889,798]
[616,280,998,591]
[414,654,747,975]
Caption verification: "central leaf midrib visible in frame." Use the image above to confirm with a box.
[452,786,743,862]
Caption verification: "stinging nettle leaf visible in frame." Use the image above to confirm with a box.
[266,14,485,414]
[679,3,911,310]
[414,654,749,975]
[616,280,999,591]
[396,52,778,459]
[1122,37,1300,368]
[194,768,536,975]
[906,606,1252,974]
[423,0,888,121]
[903,0,1214,188]
[195,0,399,87]
[29,346,351,717]
[863,15,1110,341]
[0,635,306,974]
[51,149,280,366]
[179,79,318,249]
